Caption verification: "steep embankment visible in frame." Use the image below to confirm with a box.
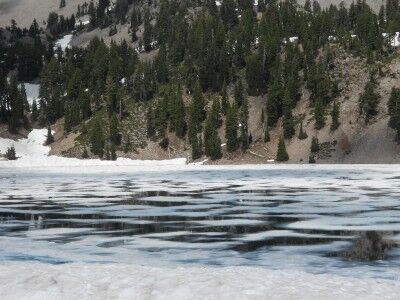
[0,0,88,28]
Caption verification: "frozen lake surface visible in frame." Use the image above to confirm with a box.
[0,165,400,284]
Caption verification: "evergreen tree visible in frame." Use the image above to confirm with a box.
[276,137,289,162]
[225,103,239,152]
[46,125,54,145]
[90,119,105,158]
[191,135,202,160]
[234,81,244,107]
[330,101,340,131]
[221,81,229,115]
[60,0,66,9]
[388,87,400,142]
[298,122,308,140]
[31,99,39,122]
[109,113,120,145]
[283,91,295,139]
[110,144,117,161]
[240,98,249,150]
[170,87,186,139]
[5,146,17,160]
[204,114,222,160]
[311,137,320,153]
[359,79,379,122]
[314,98,325,130]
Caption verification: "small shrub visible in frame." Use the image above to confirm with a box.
[159,137,169,150]
[311,137,320,153]
[5,146,17,160]
[298,122,308,140]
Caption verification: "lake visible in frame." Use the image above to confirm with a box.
[0,165,399,281]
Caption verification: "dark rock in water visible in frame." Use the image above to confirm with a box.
[340,232,394,261]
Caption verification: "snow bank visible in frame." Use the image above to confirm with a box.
[20,83,39,105]
[54,34,73,52]
[0,129,187,169]
[0,263,398,300]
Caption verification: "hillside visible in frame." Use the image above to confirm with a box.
[1,0,400,164]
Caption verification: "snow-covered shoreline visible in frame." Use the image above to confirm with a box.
[0,129,188,170]
[0,262,398,300]
[2,129,400,172]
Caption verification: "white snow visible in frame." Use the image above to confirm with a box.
[382,32,400,47]
[54,34,73,52]
[75,19,90,27]
[283,36,299,44]
[0,129,187,169]
[0,263,398,300]
[20,83,39,105]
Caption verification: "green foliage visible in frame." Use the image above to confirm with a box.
[109,113,120,145]
[330,101,340,131]
[240,98,249,150]
[159,136,169,150]
[359,79,379,122]
[234,81,244,107]
[221,82,229,115]
[311,137,320,153]
[298,122,308,140]
[90,119,105,158]
[191,135,202,160]
[314,99,325,130]
[46,125,54,145]
[5,146,17,160]
[388,87,400,142]
[225,103,239,152]
[276,137,289,162]
[204,114,222,160]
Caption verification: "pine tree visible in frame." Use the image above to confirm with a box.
[204,115,222,160]
[5,146,17,160]
[234,81,244,107]
[330,101,340,131]
[110,144,117,161]
[191,135,202,160]
[311,137,320,153]
[60,0,66,9]
[221,81,229,115]
[240,98,249,150]
[31,99,39,122]
[388,87,400,142]
[225,103,239,152]
[90,119,105,158]
[109,113,119,145]
[298,122,308,140]
[359,79,379,122]
[171,87,186,139]
[276,137,289,162]
[46,125,54,145]
[314,98,325,130]
[20,83,30,113]
[283,91,295,139]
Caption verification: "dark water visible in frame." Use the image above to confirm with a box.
[0,166,399,279]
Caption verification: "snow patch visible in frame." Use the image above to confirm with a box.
[0,263,398,300]
[20,83,39,105]
[0,129,187,169]
[54,34,73,52]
